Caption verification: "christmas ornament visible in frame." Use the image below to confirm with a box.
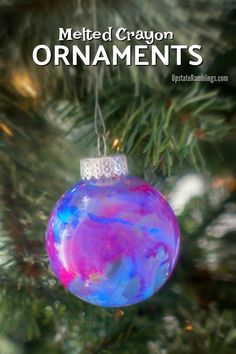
[46,154,180,307]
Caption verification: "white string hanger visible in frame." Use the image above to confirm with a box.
[92,0,107,156]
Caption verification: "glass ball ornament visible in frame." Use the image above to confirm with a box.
[46,155,180,307]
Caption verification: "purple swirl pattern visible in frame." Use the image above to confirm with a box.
[46,176,180,307]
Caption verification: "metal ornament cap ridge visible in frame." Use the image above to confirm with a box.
[80,154,129,180]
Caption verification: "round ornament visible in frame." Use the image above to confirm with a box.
[46,155,180,307]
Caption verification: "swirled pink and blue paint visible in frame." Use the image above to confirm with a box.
[46,176,180,307]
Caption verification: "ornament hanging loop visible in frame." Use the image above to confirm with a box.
[93,0,107,157]
[94,89,107,157]
[97,134,107,157]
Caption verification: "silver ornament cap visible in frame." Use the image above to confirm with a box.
[80,154,129,180]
